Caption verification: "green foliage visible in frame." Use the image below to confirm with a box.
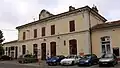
[0,30,4,43]
[0,44,4,56]
[0,30,4,56]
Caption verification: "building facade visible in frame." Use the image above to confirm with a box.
[3,6,107,59]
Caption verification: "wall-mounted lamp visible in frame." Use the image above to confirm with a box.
[26,30,30,32]
[57,36,60,39]
[43,38,46,41]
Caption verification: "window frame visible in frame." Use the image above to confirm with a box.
[23,32,26,40]
[42,27,45,36]
[69,20,75,32]
[51,25,55,35]
[34,29,37,38]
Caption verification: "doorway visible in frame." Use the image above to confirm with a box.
[22,45,26,55]
[50,42,56,57]
[113,47,119,56]
[69,39,77,55]
[41,43,46,60]
[15,46,18,59]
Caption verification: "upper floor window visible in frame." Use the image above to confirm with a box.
[51,25,55,35]
[23,32,26,40]
[42,27,45,36]
[34,29,37,38]
[69,20,75,32]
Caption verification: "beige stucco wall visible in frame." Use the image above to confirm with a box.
[18,12,89,41]
[18,31,90,58]
[92,27,120,57]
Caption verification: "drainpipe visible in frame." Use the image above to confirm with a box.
[88,10,92,54]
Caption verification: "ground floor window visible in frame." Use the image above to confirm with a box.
[101,36,111,54]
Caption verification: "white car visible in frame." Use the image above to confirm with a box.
[60,55,81,65]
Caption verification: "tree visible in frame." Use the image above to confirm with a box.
[0,30,4,43]
[0,30,4,56]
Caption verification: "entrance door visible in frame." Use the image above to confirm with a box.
[50,42,56,57]
[113,47,119,56]
[41,43,46,60]
[22,45,26,55]
[15,46,18,59]
[69,39,77,55]
[33,44,38,58]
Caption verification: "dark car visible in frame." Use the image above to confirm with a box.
[78,54,98,66]
[18,54,37,64]
[0,55,13,60]
[99,53,118,67]
[46,55,65,66]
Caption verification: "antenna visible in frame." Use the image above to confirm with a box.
[93,4,95,7]
[33,17,35,21]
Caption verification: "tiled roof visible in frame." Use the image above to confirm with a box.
[92,20,120,30]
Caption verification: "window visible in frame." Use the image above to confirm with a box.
[23,32,26,40]
[51,25,55,35]
[11,46,14,50]
[42,27,45,36]
[34,29,37,38]
[64,40,66,46]
[101,36,111,54]
[69,20,75,32]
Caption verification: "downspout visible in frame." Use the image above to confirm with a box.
[88,10,93,54]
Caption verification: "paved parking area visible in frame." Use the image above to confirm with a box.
[0,60,120,68]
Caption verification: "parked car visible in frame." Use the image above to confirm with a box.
[99,53,118,66]
[78,54,98,66]
[46,55,65,66]
[60,55,81,65]
[18,54,37,64]
[0,55,13,60]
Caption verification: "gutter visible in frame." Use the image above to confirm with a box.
[88,10,93,54]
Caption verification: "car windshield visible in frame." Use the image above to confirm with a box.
[83,55,91,59]
[102,54,113,58]
[66,55,75,59]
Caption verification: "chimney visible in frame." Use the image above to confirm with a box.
[92,5,98,13]
[69,6,75,11]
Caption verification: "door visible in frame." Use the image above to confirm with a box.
[69,39,77,55]
[33,44,38,58]
[50,42,56,57]
[113,47,119,56]
[41,43,46,60]
[22,45,26,55]
[15,46,18,59]
[11,52,14,58]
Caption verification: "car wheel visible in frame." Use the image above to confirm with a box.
[99,64,102,67]
[48,63,52,66]
[88,62,92,66]
[21,61,24,64]
[111,63,115,67]
[56,62,60,65]
[71,61,74,65]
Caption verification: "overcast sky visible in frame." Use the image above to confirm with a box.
[1,0,120,43]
